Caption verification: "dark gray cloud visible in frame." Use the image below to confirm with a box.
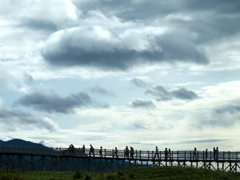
[73,0,240,44]
[145,86,172,101]
[41,27,209,70]
[90,85,115,96]
[130,99,156,109]
[15,91,109,114]
[74,0,240,25]
[130,78,149,88]
[41,0,240,70]
[178,138,226,145]
[0,108,57,131]
[215,102,240,114]
[171,87,200,100]
[145,86,199,101]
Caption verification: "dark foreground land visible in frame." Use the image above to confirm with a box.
[0,166,239,180]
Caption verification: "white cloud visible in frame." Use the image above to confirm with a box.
[205,35,240,70]
[165,13,193,21]
[38,139,60,147]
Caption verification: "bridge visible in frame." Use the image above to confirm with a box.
[1,145,240,172]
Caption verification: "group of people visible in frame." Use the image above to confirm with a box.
[124,146,135,158]
[67,144,123,158]
[198,147,219,160]
[153,146,172,160]
[69,145,171,159]
[68,144,75,154]
[68,144,220,160]
[79,145,118,157]
[80,144,95,156]
[213,147,219,160]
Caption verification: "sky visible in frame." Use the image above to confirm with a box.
[1,0,240,151]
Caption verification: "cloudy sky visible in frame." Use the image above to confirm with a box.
[1,0,240,151]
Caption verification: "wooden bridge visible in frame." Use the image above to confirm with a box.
[1,145,240,172]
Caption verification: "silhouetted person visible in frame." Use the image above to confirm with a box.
[113,147,118,158]
[213,147,216,160]
[82,145,85,153]
[193,147,197,160]
[165,148,168,160]
[68,144,74,154]
[71,144,74,153]
[81,145,85,156]
[205,149,208,159]
[125,146,129,158]
[216,147,219,160]
[130,147,134,158]
[89,144,94,156]
[154,146,159,159]
[168,149,172,159]
[99,146,103,157]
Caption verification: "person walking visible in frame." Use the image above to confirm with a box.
[205,149,208,159]
[168,149,172,159]
[130,147,135,159]
[125,146,129,158]
[154,146,159,159]
[216,147,219,160]
[113,147,118,158]
[99,146,103,157]
[89,144,95,156]
[164,148,168,161]
[193,147,197,160]
[81,145,85,153]
[81,145,86,156]
[71,144,75,154]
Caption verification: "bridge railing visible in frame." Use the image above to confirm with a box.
[0,145,239,161]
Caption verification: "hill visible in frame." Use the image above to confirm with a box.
[0,138,44,147]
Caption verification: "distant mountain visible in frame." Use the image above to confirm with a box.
[0,138,44,147]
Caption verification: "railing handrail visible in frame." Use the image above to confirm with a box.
[0,145,239,162]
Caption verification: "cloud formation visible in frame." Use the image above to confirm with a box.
[2,0,79,31]
[130,99,156,109]
[0,108,57,131]
[73,0,240,44]
[145,86,199,101]
[41,24,208,70]
[214,99,240,114]
[90,85,115,96]
[130,77,150,88]
[15,91,109,114]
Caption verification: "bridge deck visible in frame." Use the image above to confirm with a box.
[0,145,239,162]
